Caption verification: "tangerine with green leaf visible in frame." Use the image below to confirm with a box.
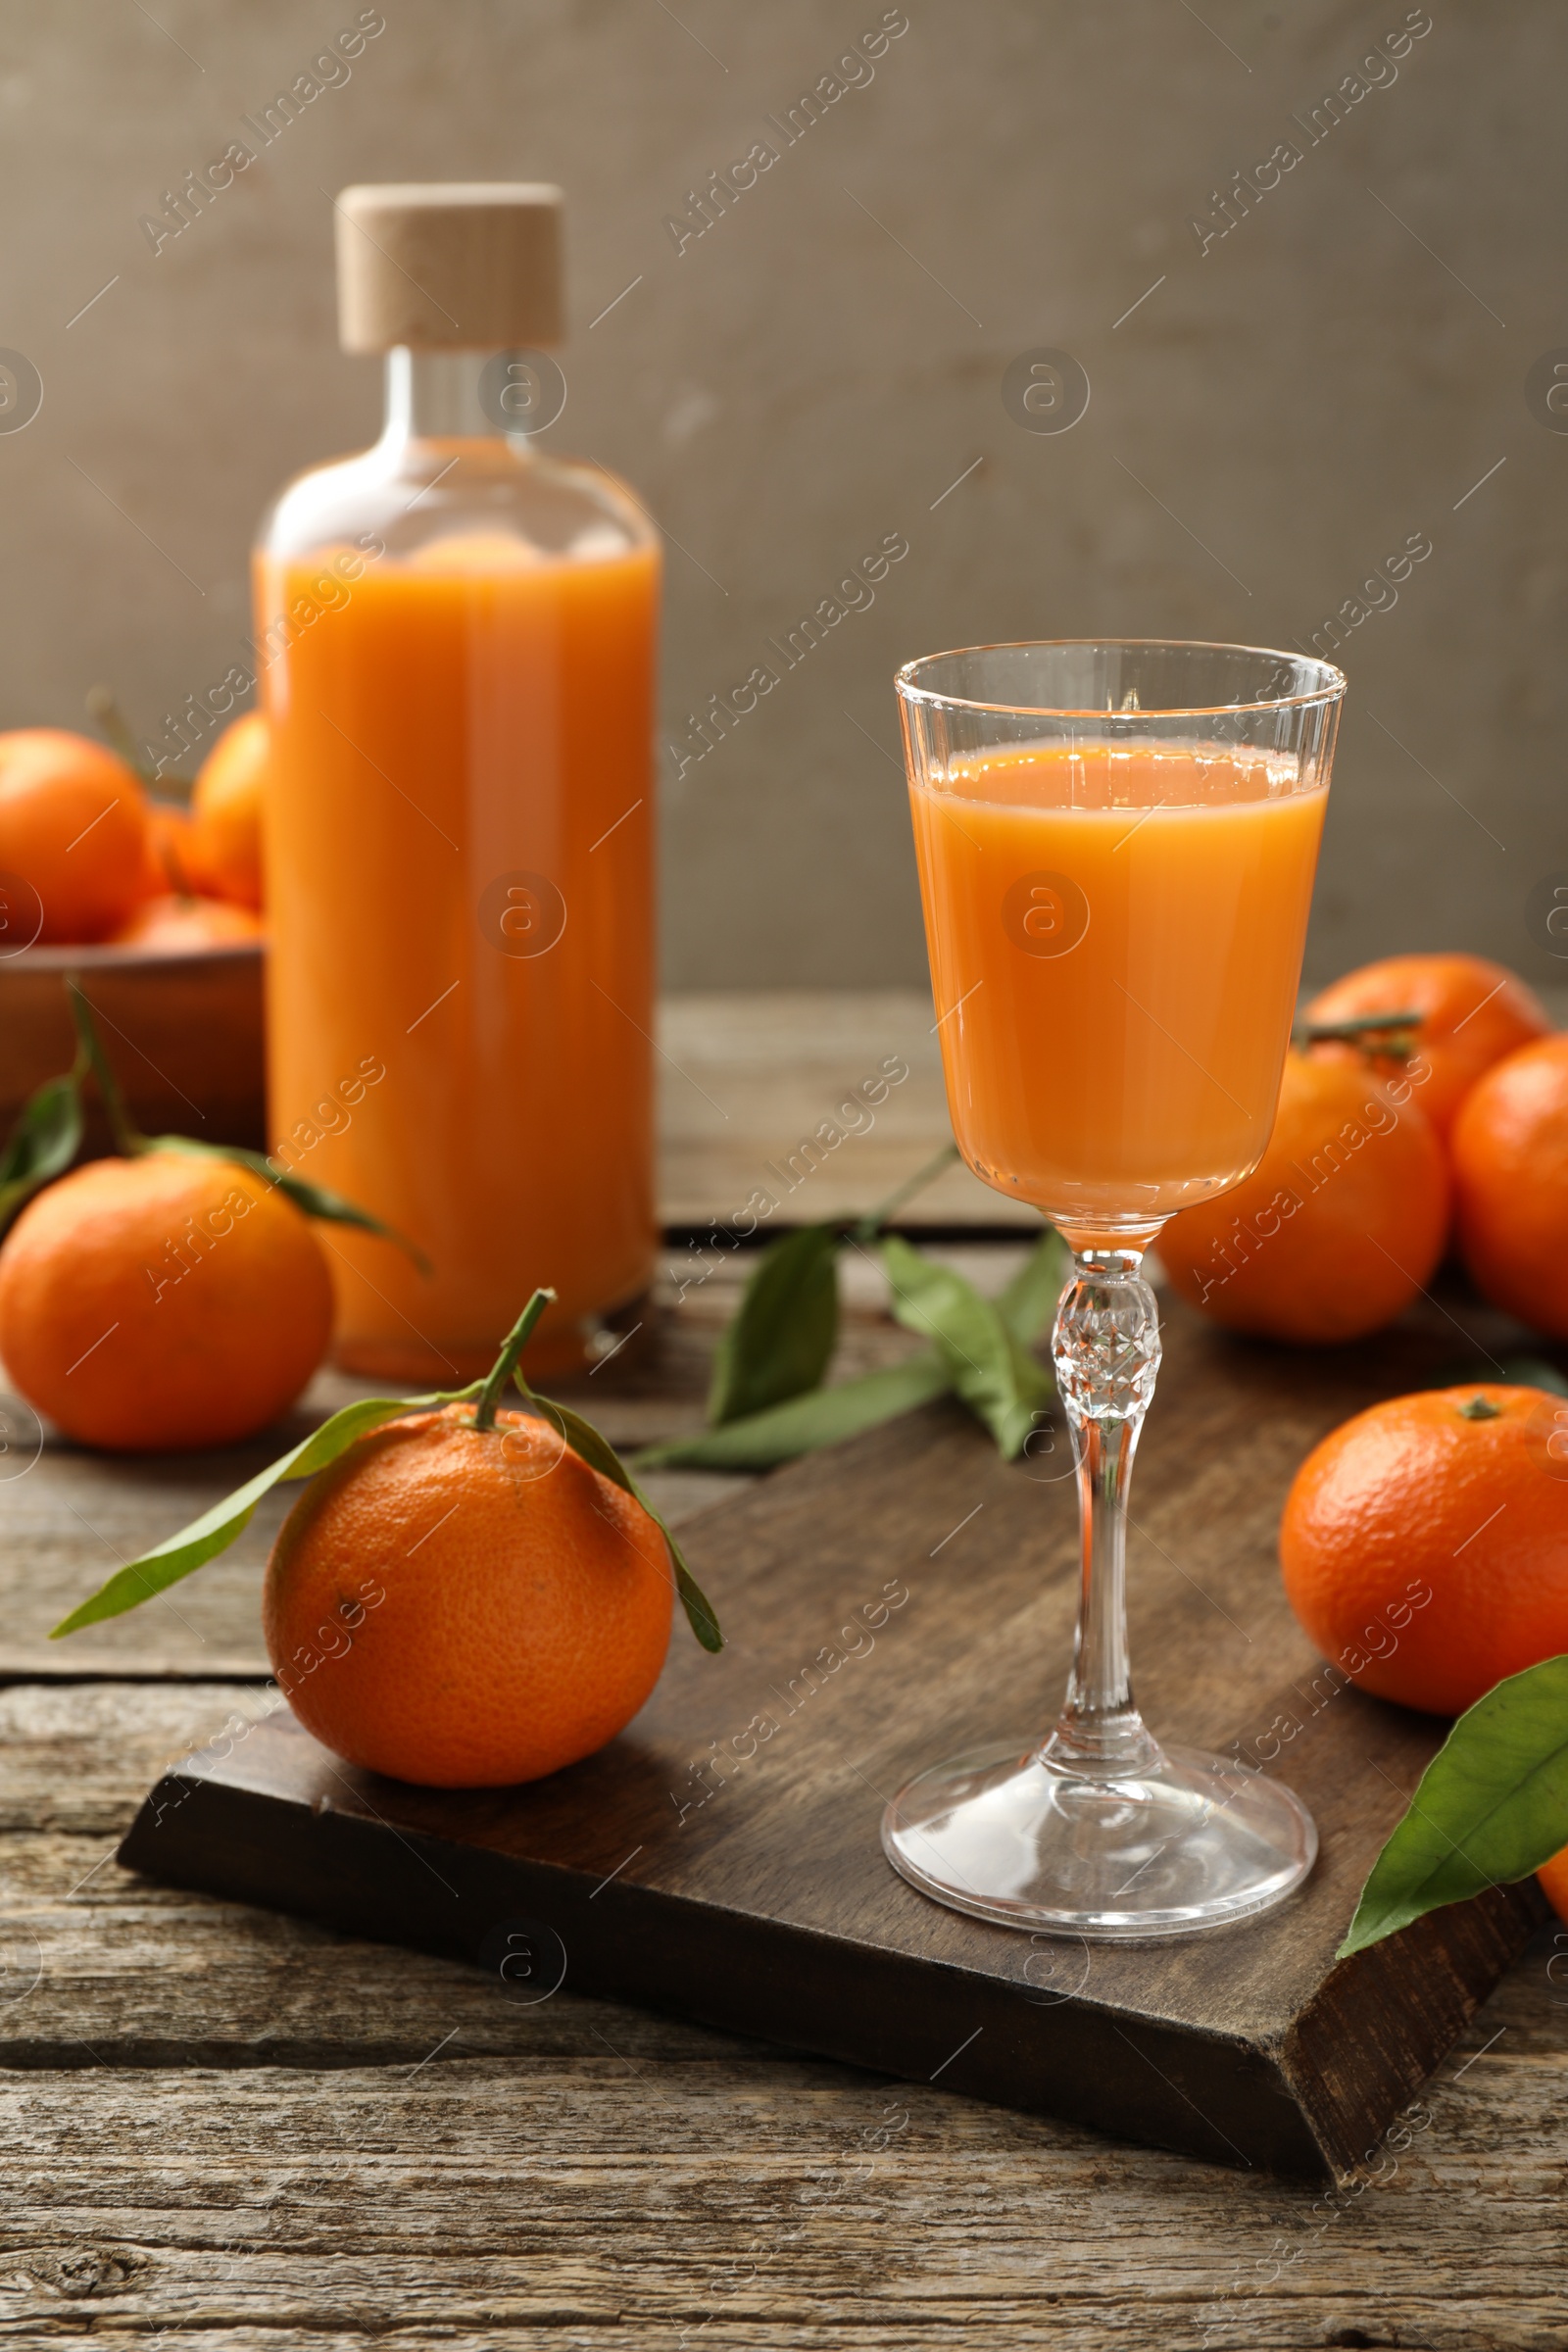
[1280,1384,1568,1715]
[43,1290,714,1784]
[264,1396,675,1786]
[1303,953,1549,1140]
[0,1152,332,1451]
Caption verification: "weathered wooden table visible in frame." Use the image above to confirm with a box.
[1,994,1564,2348]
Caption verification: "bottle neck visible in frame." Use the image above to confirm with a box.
[378,348,538,447]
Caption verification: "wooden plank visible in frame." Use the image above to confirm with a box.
[0,1994,1560,2349]
[658,989,1041,1229]
[0,1687,1560,2346]
[118,1298,1547,2180]
[0,1681,283,1837]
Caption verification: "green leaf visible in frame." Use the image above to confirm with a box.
[879,1233,1053,1460]
[657,1520,723,1654]
[50,1391,466,1638]
[707,1223,840,1426]
[1338,1653,1568,1956]
[995,1227,1068,1348]
[520,1384,723,1653]
[637,1351,953,1471]
[0,1071,83,1236]
[142,1135,429,1271]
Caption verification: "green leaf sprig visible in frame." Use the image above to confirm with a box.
[1339,1653,1568,1956]
[0,977,424,1267]
[640,1145,1065,1473]
[0,1070,84,1234]
[703,1143,972,1433]
[878,1232,1054,1460]
[52,1288,721,1655]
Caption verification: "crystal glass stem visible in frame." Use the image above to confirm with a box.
[1043,1249,1162,1778]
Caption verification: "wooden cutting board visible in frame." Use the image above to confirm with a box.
[117,1298,1545,2180]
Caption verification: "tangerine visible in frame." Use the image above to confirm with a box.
[109,893,264,953]
[1304,953,1548,1141]
[1452,1035,1568,1338]
[1161,1051,1448,1344]
[190,713,268,910]
[264,1403,674,1786]
[0,728,151,943]
[1536,1845,1568,1925]
[0,1152,331,1451]
[1279,1384,1568,1715]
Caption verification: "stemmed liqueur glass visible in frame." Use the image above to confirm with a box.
[884,640,1345,1939]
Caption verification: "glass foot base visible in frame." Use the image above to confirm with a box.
[882,1738,1317,1941]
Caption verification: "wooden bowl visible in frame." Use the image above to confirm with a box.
[0,941,267,1154]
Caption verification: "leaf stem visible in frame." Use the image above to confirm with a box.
[852,1140,960,1244]
[473,1289,557,1430]
[86,684,193,797]
[67,979,145,1156]
[1295,1008,1423,1059]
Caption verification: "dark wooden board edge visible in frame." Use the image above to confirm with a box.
[1281,1877,1549,2164]
[119,1761,1369,2180]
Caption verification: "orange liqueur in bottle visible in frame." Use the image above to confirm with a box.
[255,183,660,1380]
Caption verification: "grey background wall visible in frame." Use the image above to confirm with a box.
[0,0,1562,991]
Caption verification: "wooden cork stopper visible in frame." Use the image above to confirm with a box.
[335,183,564,353]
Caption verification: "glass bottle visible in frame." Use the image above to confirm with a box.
[253,185,660,1382]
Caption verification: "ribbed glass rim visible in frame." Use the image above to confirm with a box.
[894,637,1347,719]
